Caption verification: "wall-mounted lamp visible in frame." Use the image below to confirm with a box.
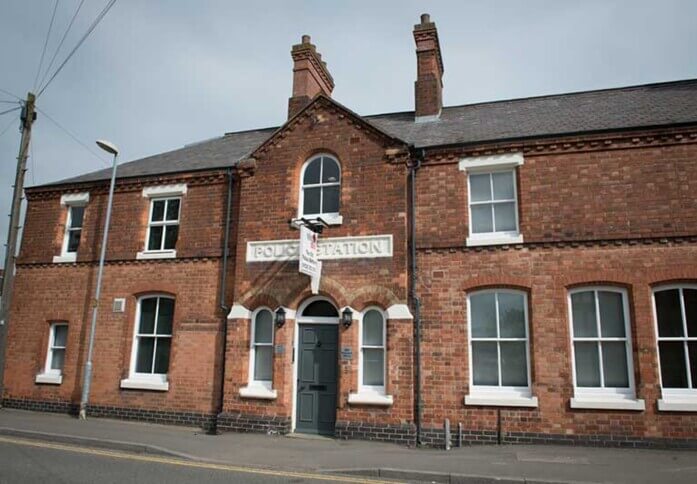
[341,307,353,328]
[275,307,286,328]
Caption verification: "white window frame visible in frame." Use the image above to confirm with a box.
[53,193,89,264]
[35,322,68,385]
[137,196,180,259]
[358,306,387,396]
[568,286,644,410]
[297,154,343,226]
[459,153,524,247]
[240,307,277,399]
[120,295,174,391]
[653,284,697,411]
[465,289,537,407]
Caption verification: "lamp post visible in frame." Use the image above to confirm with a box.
[79,139,119,420]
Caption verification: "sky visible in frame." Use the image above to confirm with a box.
[1,0,696,262]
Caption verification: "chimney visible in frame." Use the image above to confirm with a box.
[288,35,334,119]
[413,13,444,121]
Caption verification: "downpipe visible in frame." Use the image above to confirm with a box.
[409,148,423,446]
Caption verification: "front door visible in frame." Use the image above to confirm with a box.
[296,324,338,435]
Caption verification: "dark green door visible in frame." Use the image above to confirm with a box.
[296,324,338,435]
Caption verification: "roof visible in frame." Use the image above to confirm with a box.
[42,79,697,188]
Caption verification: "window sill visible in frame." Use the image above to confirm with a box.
[52,254,77,263]
[657,399,697,412]
[239,385,277,400]
[571,397,645,411]
[136,250,176,260]
[466,234,524,247]
[348,392,394,406]
[120,378,169,392]
[464,394,538,408]
[35,373,62,385]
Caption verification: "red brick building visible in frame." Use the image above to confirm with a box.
[3,14,697,448]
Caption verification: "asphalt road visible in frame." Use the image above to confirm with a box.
[0,437,393,484]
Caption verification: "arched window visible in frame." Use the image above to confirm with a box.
[360,308,386,394]
[299,155,341,219]
[301,299,339,317]
[249,308,274,389]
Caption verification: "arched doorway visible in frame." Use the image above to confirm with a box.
[293,297,339,435]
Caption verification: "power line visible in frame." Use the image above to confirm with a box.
[38,0,118,98]
[0,107,21,117]
[33,0,61,91]
[0,116,19,140]
[0,101,20,105]
[38,0,86,91]
[35,107,110,167]
[0,88,21,101]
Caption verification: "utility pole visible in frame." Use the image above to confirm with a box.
[0,92,36,405]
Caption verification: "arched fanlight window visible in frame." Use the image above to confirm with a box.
[301,300,339,317]
[300,155,341,218]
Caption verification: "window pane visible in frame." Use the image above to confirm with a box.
[67,229,81,253]
[139,298,157,334]
[689,342,697,389]
[500,341,527,386]
[303,158,321,184]
[135,337,155,373]
[469,174,491,202]
[574,342,601,387]
[301,300,338,317]
[470,293,497,338]
[151,200,165,222]
[659,341,688,388]
[493,202,516,232]
[685,289,697,337]
[602,342,629,387]
[156,298,174,335]
[148,226,163,251]
[70,206,85,228]
[165,199,180,221]
[303,187,321,215]
[363,348,384,386]
[655,289,684,337]
[571,291,597,337]
[50,348,65,371]
[499,293,526,338]
[322,158,340,183]
[322,185,340,214]
[254,346,273,381]
[492,171,514,200]
[471,204,493,234]
[598,291,625,337]
[154,338,171,374]
[163,225,178,250]
[363,310,384,346]
[254,310,273,344]
[472,341,498,385]
[53,325,68,347]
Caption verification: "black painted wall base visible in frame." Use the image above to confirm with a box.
[335,421,417,446]
[216,412,291,435]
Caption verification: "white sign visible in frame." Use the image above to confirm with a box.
[299,226,320,278]
[246,235,393,262]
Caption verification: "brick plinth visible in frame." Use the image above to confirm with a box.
[217,412,291,434]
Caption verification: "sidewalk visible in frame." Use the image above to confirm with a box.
[0,408,695,483]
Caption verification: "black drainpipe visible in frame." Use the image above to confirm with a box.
[409,147,424,446]
[211,167,234,434]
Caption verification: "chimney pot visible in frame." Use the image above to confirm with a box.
[420,13,430,24]
[302,34,311,44]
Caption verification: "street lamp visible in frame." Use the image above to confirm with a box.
[79,139,119,420]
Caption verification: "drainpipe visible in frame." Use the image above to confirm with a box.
[409,147,424,446]
[211,167,234,434]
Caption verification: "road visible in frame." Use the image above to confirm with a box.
[0,437,395,484]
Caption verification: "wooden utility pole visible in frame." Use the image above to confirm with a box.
[0,92,36,404]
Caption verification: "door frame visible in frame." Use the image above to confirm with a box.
[291,296,340,433]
